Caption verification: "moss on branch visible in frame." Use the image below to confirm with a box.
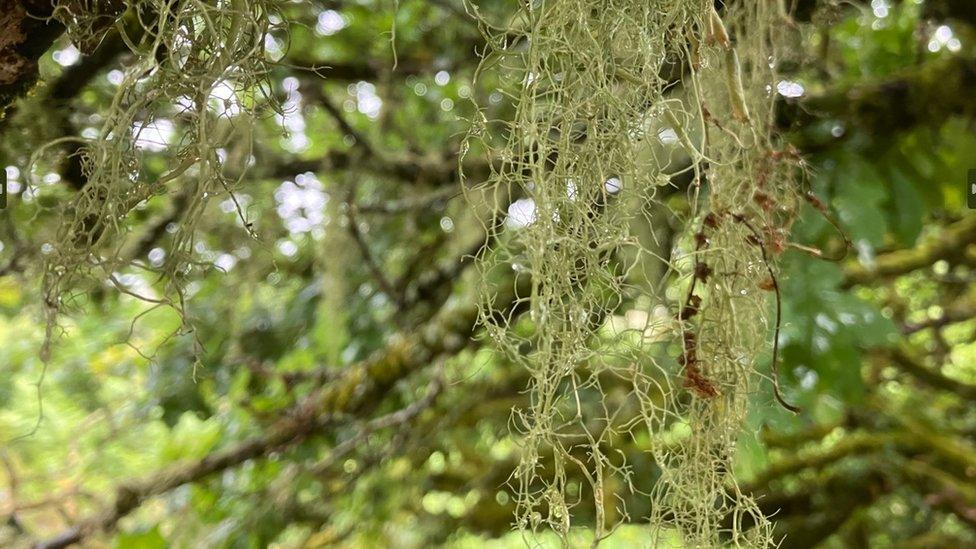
[35,271,524,548]
[883,343,976,401]
[843,215,976,287]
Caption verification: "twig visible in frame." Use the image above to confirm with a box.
[357,186,458,215]
[31,272,508,548]
[734,213,800,414]
[317,92,377,159]
[345,189,406,312]
[309,365,444,476]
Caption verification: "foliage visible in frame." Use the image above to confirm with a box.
[0,0,974,547]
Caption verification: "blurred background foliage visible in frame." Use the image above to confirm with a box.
[0,0,975,547]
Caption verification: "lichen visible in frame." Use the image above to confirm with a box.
[28,0,282,362]
[466,0,804,545]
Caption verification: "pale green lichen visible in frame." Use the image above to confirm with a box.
[467,0,803,545]
[30,0,281,362]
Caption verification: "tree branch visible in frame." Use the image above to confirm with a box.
[843,215,976,287]
[784,53,976,144]
[902,299,976,334]
[882,343,976,401]
[743,432,898,496]
[34,263,525,547]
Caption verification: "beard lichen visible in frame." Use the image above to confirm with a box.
[30,0,280,362]
[467,0,802,545]
[21,0,808,543]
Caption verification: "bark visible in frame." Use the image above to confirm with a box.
[0,0,63,114]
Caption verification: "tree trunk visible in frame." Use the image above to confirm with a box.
[0,0,65,113]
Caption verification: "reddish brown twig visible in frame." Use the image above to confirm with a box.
[733,213,801,414]
[676,216,720,400]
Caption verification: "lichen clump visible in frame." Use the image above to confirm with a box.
[469,0,802,545]
[33,0,280,358]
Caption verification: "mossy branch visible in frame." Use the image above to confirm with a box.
[882,343,976,401]
[34,271,523,548]
[843,215,976,287]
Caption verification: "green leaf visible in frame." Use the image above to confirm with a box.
[162,412,222,462]
[114,526,166,549]
[831,154,888,248]
[886,165,925,245]
[779,255,897,405]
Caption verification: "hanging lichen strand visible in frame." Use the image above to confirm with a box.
[469,0,800,545]
[34,0,278,358]
[648,2,807,545]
